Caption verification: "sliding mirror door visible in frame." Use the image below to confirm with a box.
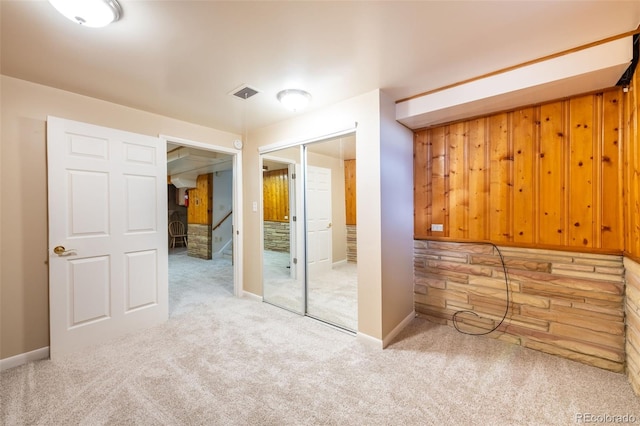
[305,134,357,331]
[262,146,304,313]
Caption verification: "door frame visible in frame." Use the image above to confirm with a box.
[160,134,243,298]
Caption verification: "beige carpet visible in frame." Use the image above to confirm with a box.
[263,250,358,330]
[2,256,640,425]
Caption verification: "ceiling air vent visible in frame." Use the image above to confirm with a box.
[231,85,260,100]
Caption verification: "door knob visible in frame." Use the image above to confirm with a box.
[53,246,76,256]
[327,222,332,229]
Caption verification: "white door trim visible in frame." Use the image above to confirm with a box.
[159,135,243,298]
[258,125,357,155]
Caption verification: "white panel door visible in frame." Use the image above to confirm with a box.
[47,116,168,358]
[306,165,332,276]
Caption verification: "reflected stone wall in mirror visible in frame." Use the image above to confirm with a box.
[305,134,358,331]
[261,146,304,314]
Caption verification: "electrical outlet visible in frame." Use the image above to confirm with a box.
[431,224,444,232]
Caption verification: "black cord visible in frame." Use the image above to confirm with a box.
[452,242,510,336]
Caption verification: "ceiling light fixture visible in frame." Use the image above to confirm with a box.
[277,89,312,112]
[48,0,123,28]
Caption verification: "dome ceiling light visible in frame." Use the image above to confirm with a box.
[48,0,123,28]
[277,89,312,112]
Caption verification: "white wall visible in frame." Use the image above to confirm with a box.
[379,90,415,339]
[212,170,233,254]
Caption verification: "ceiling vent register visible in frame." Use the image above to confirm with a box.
[231,86,259,100]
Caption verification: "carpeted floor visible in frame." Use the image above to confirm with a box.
[263,250,358,330]
[168,247,233,318]
[2,251,640,425]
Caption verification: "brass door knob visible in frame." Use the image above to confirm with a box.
[53,246,76,256]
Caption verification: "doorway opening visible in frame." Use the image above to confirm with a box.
[162,136,243,317]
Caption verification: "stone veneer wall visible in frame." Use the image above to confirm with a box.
[414,240,625,372]
[347,225,357,263]
[625,258,640,394]
[188,224,212,260]
[264,221,290,252]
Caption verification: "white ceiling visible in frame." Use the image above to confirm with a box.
[2,1,640,135]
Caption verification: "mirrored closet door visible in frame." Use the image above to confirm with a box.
[262,146,304,314]
[304,135,357,331]
[260,133,357,332]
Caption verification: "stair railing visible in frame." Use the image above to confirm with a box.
[212,210,232,232]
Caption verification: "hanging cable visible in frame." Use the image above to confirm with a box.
[452,242,510,336]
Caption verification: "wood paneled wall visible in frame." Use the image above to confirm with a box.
[344,159,357,225]
[187,174,212,225]
[625,67,640,260]
[263,169,289,222]
[414,89,624,252]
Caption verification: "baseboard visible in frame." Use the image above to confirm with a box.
[242,291,262,302]
[0,346,49,371]
[382,310,416,348]
[332,259,347,268]
[357,332,383,348]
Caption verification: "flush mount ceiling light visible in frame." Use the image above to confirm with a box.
[277,89,312,112]
[48,0,123,28]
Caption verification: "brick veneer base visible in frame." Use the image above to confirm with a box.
[414,240,625,372]
[264,221,290,252]
[188,224,212,260]
[625,258,640,394]
[347,225,357,263]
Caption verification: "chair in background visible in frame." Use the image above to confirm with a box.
[168,221,188,248]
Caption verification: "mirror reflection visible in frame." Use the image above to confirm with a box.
[305,134,357,330]
[260,133,357,332]
[262,146,304,313]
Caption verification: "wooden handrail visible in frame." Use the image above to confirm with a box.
[212,210,232,232]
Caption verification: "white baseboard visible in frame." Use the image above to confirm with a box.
[0,346,49,371]
[332,259,347,268]
[382,310,416,348]
[357,332,383,348]
[242,291,262,302]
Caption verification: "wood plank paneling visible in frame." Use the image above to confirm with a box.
[414,132,430,236]
[414,89,625,252]
[568,95,595,248]
[512,108,536,243]
[467,119,487,240]
[344,159,357,225]
[431,127,447,236]
[601,91,622,250]
[187,174,213,225]
[263,169,289,222]
[488,113,511,242]
[626,69,640,257]
[448,122,466,239]
[538,101,565,246]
